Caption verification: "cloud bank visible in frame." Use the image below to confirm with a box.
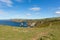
[0,0,13,7]
[26,13,31,16]
[29,7,41,11]
[56,11,60,14]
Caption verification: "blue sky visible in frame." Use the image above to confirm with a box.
[0,0,60,19]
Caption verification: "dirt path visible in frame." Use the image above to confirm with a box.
[32,31,48,40]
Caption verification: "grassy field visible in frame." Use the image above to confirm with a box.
[0,24,60,40]
[0,17,60,40]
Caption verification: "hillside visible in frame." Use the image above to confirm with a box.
[0,24,60,40]
[35,17,60,27]
[0,17,60,40]
[11,17,60,27]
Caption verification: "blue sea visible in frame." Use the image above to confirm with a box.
[0,20,28,27]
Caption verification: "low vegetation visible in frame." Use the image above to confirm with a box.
[0,17,60,40]
[0,25,60,40]
[12,17,60,27]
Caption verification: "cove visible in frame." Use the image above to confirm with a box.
[0,20,28,27]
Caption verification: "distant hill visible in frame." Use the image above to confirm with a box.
[0,22,60,40]
[11,17,60,27]
[0,17,60,40]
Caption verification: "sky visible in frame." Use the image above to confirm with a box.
[0,0,60,19]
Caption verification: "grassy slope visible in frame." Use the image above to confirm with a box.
[0,24,60,40]
[0,17,60,40]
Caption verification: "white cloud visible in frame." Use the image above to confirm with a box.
[0,0,13,7]
[26,13,31,16]
[29,7,41,11]
[56,11,60,14]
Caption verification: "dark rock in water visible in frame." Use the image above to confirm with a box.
[21,22,28,27]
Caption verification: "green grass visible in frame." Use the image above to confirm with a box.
[0,17,60,40]
[0,24,60,40]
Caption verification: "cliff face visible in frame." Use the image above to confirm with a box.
[11,17,60,27]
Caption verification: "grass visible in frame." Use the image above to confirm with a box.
[0,17,60,40]
[0,24,60,40]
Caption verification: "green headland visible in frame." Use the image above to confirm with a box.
[0,17,60,40]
